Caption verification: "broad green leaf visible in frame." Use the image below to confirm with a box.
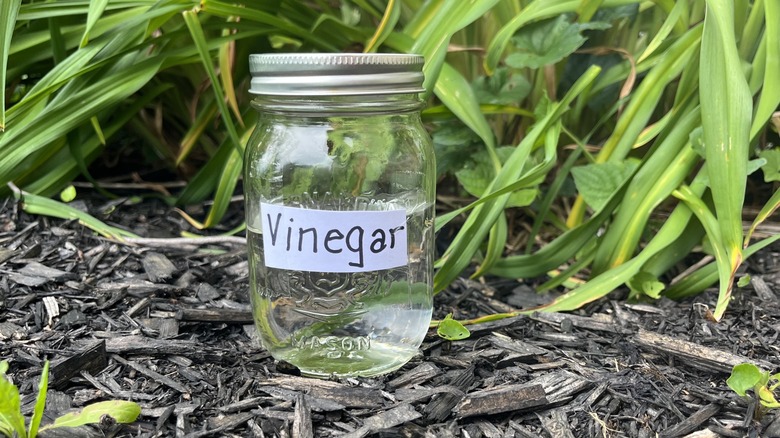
[506,15,610,69]
[0,362,26,438]
[455,146,539,207]
[437,314,471,341]
[42,400,141,430]
[59,185,77,203]
[571,159,639,212]
[0,0,21,130]
[471,67,531,105]
[483,0,642,74]
[29,361,49,438]
[628,272,664,299]
[727,363,765,397]
[432,123,481,176]
[758,149,780,182]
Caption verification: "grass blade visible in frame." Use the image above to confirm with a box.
[80,0,110,47]
[28,361,49,438]
[10,184,139,240]
[434,63,500,171]
[744,187,780,246]
[364,0,400,53]
[0,0,21,130]
[182,8,245,227]
[672,185,734,320]
[749,0,780,141]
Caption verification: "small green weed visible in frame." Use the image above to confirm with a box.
[0,361,140,438]
[727,363,780,416]
[436,314,471,341]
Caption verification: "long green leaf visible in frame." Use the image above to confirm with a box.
[11,185,139,240]
[0,0,21,130]
[28,361,49,438]
[699,0,752,320]
[665,233,780,299]
[672,185,734,320]
[749,0,780,141]
[364,0,400,52]
[80,0,110,47]
[592,104,699,272]
[434,63,500,171]
[182,9,245,227]
[525,172,707,312]
[744,186,780,246]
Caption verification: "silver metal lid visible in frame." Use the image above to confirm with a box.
[249,53,425,96]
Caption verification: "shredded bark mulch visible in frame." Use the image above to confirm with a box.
[1,195,780,438]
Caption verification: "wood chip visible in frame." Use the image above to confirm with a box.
[18,262,75,281]
[260,376,383,408]
[175,307,253,324]
[635,329,775,373]
[387,362,441,389]
[752,276,777,301]
[527,370,592,404]
[538,409,575,438]
[112,354,190,394]
[293,393,314,438]
[424,363,475,422]
[341,404,421,438]
[455,383,547,418]
[50,340,108,390]
[659,403,721,438]
[142,252,177,283]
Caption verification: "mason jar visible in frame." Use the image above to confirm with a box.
[244,53,435,378]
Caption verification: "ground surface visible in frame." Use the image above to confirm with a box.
[1,195,780,438]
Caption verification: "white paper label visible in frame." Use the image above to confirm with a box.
[261,203,408,273]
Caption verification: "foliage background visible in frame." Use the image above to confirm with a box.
[2,0,779,319]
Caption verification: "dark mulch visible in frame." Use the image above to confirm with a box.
[2,194,780,438]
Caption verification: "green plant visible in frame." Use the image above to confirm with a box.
[436,313,471,341]
[727,363,780,414]
[2,0,779,320]
[0,361,141,438]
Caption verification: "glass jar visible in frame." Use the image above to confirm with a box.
[244,53,435,378]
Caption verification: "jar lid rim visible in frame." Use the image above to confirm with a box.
[249,53,425,96]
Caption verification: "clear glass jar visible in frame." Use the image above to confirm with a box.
[244,53,435,377]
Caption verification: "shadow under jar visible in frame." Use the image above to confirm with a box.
[244,53,435,378]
